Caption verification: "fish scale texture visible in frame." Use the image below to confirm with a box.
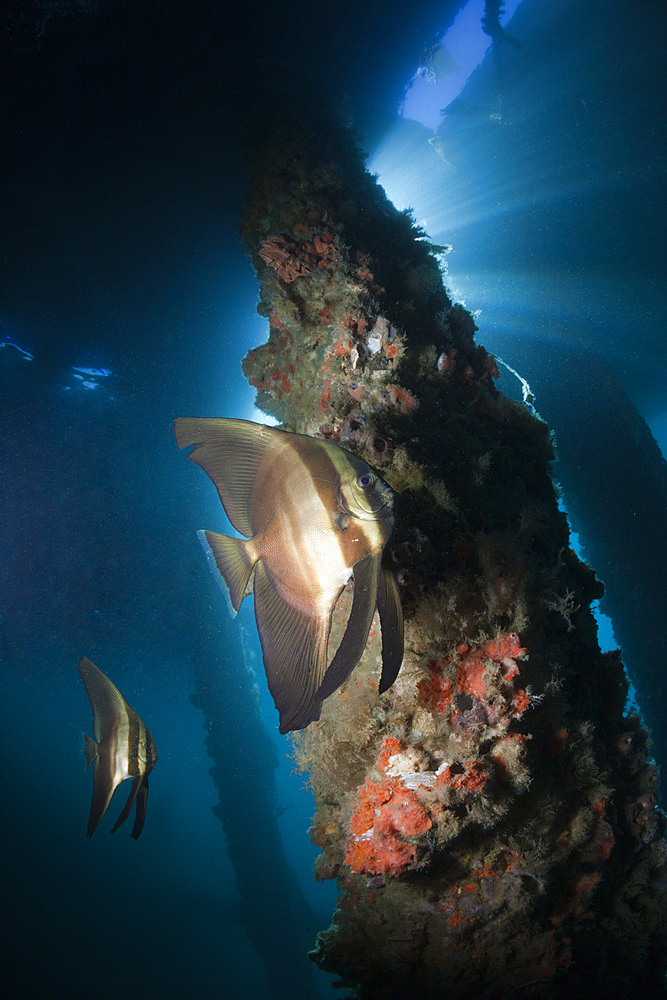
[238,107,667,1000]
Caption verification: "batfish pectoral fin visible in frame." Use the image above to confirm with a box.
[111,775,143,835]
[377,564,404,693]
[197,529,256,615]
[253,560,331,733]
[315,554,380,702]
[83,732,99,771]
[130,777,149,840]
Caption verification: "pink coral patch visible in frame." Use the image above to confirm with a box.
[456,656,488,699]
[346,776,432,876]
[418,659,454,713]
[258,230,337,283]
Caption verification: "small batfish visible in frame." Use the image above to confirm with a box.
[78,657,158,838]
[174,418,404,733]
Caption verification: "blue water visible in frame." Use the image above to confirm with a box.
[2,1,666,998]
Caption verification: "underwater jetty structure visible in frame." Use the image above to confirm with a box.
[185,570,322,1000]
[540,355,667,803]
[232,106,667,1000]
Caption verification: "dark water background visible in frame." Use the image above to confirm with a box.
[2,1,666,998]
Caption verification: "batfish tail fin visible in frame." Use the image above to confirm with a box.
[83,732,99,771]
[197,529,256,615]
[253,561,329,733]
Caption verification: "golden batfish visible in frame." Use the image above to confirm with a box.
[78,657,158,838]
[174,418,404,732]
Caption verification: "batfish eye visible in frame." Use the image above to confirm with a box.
[357,472,375,489]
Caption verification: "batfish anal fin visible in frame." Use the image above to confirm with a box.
[315,554,380,702]
[83,732,99,771]
[377,564,404,694]
[87,765,118,838]
[111,775,143,835]
[131,777,149,840]
[198,529,256,615]
[253,560,331,733]
[174,418,280,537]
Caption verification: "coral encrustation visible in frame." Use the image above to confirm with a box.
[258,230,337,283]
[344,633,531,877]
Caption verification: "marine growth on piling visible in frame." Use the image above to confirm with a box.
[238,109,667,1000]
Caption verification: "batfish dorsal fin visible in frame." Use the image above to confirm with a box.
[197,529,256,615]
[174,418,278,537]
[253,560,331,733]
[316,554,380,701]
[377,564,404,693]
[78,656,130,742]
